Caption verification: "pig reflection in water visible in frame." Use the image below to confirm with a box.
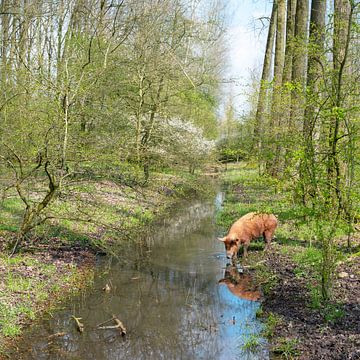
[218,264,261,301]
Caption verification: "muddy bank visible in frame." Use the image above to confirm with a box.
[258,245,360,360]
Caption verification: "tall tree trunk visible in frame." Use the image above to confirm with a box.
[290,0,309,127]
[254,1,277,164]
[18,0,30,68]
[322,0,353,302]
[281,0,297,170]
[301,0,326,205]
[327,0,352,210]
[266,0,286,176]
[1,0,10,83]
[282,0,296,84]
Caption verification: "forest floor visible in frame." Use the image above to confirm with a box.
[217,163,360,360]
[0,169,216,357]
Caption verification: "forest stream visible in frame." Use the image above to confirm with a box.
[12,191,268,360]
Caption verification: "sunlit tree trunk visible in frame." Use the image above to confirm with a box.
[266,0,286,176]
[1,0,10,83]
[321,0,353,302]
[281,0,296,170]
[301,0,326,206]
[254,1,277,167]
[290,0,309,128]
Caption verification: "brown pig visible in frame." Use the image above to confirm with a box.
[218,212,277,259]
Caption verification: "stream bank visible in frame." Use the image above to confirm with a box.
[218,163,360,360]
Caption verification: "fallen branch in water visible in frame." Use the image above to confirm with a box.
[71,315,84,333]
[97,315,126,335]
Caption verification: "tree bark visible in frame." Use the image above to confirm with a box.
[301,0,326,205]
[281,0,297,170]
[1,0,10,83]
[266,0,286,176]
[282,0,296,84]
[254,1,277,158]
[290,0,309,127]
[327,0,352,208]
[321,0,353,302]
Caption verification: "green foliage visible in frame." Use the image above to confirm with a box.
[0,0,224,247]
[176,89,219,139]
[262,312,282,338]
[322,303,345,323]
[255,263,279,296]
[309,286,322,310]
[255,307,264,318]
[218,147,248,163]
[242,334,262,351]
[273,338,300,359]
[293,247,323,279]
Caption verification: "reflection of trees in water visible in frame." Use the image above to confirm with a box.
[144,201,215,247]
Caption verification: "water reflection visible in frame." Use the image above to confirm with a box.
[219,264,261,301]
[13,194,268,360]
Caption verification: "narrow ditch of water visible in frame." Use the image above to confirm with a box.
[14,191,268,360]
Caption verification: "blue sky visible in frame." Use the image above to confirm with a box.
[224,0,272,114]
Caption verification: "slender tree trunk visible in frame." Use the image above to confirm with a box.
[301,0,326,206]
[327,0,352,209]
[136,69,145,161]
[254,1,277,163]
[283,0,296,84]
[321,0,353,302]
[141,77,164,182]
[266,0,286,176]
[1,0,10,83]
[290,0,309,127]
[10,0,19,73]
[281,0,297,170]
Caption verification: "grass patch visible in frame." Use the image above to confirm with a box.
[253,262,279,296]
[0,253,94,350]
[292,247,323,279]
[242,334,262,352]
[261,312,282,338]
[0,169,212,253]
[273,337,300,359]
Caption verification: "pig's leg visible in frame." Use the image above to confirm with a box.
[263,230,274,250]
[243,243,248,258]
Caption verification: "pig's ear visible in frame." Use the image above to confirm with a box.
[217,237,226,242]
